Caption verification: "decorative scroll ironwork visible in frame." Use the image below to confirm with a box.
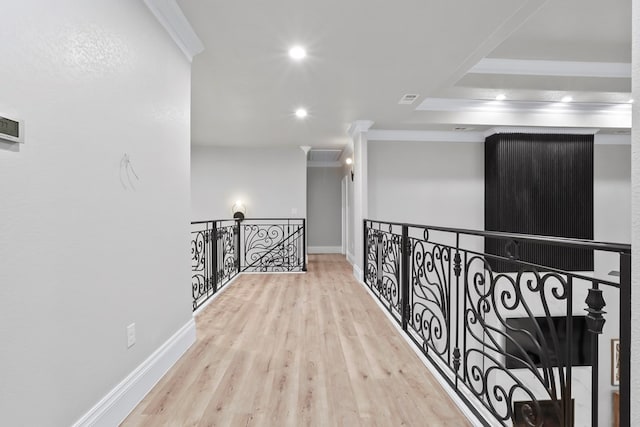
[365,224,378,289]
[408,236,451,359]
[363,219,630,427]
[363,223,403,323]
[242,220,305,272]
[379,231,402,316]
[191,229,212,310]
[191,218,306,311]
[217,224,238,285]
[462,255,570,426]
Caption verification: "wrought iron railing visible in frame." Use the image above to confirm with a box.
[364,219,631,427]
[191,218,306,311]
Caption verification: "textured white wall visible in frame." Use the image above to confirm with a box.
[307,167,343,248]
[631,2,640,424]
[191,145,307,220]
[0,1,192,426]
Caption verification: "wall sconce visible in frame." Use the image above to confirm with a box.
[232,200,246,220]
[346,157,354,181]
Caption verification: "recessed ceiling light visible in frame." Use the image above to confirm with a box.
[288,46,306,60]
[295,108,308,118]
[561,95,573,103]
[495,94,506,101]
[345,158,353,165]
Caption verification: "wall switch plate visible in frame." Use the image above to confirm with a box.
[126,323,136,348]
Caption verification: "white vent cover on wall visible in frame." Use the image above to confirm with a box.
[398,94,420,104]
[308,149,343,162]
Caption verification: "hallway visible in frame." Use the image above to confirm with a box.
[122,255,469,426]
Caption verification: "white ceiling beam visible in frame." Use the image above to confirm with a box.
[368,129,630,145]
[142,0,205,62]
[469,58,631,79]
[367,130,484,143]
[417,97,633,117]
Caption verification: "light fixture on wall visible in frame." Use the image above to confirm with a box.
[232,200,246,220]
[346,157,354,181]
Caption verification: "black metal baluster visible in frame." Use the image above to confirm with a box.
[401,225,409,331]
[377,230,383,294]
[206,222,212,300]
[620,252,631,427]
[565,276,573,427]
[363,221,368,286]
[236,220,241,273]
[452,233,461,390]
[462,250,468,385]
[585,282,606,427]
[363,220,368,283]
[302,218,307,271]
[212,221,218,293]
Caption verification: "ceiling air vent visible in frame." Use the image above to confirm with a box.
[398,94,420,105]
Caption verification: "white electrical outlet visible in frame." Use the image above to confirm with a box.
[126,323,136,348]
[291,208,298,215]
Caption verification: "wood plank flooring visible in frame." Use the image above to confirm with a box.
[122,254,469,426]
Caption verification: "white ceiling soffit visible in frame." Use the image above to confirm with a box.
[142,0,204,61]
[367,129,485,143]
[308,149,343,162]
[368,128,630,145]
[469,58,631,79]
[417,97,632,115]
[485,127,600,136]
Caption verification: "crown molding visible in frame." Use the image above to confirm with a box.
[417,97,633,114]
[364,128,630,145]
[347,120,375,138]
[142,0,204,62]
[469,58,631,79]
[367,129,484,143]
[485,127,601,137]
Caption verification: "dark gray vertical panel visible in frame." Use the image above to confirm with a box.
[485,133,594,272]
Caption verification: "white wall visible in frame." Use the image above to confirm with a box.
[0,1,192,426]
[191,146,307,220]
[631,3,640,420]
[307,167,342,250]
[368,140,485,229]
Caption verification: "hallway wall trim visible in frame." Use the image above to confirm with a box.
[72,319,196,427]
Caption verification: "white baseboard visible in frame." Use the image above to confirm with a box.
[308,246,343,254]
[354,278,483,427]
[72,318,196,427]
[346,251,356,265]
[353,264,364,282]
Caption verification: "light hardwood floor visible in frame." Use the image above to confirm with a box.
[122,254,469,426]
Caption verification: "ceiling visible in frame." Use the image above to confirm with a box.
[178,0,631,147]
